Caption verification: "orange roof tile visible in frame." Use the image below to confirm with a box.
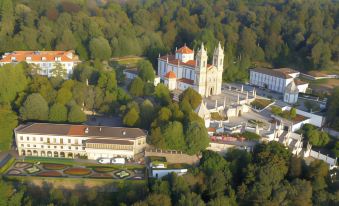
[176,45,193,54]
[165,71,176,78]
[0,50,79,63]
[67,125,86,136]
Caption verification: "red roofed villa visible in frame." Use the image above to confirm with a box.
[0,50,80,79]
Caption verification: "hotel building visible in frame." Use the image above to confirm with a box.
[0,50,80,78]
[15,123,147,160]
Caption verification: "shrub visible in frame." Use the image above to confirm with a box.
[92,167,115,173]
[0,157,15,174]
[25,165,41,174]
[43,163,67,170]
[37,171,63,177]
[242,131,261,141]
[64,168,92,176]
[90,173,113,179]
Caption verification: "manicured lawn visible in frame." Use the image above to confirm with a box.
[0,156,15,174]
[251,98,273,110]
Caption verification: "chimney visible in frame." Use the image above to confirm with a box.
[122,131,126,136]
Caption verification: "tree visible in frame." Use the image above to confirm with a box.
[0,106,18,151]
[51,62,67,79]
[155,84,171,105]
[311,41,331,69]
[326,87,339,130]
[185,121,209,155]
[140,99,155,129]
[89,37,112,60]
[138,60,155,82]
[162,121,186,150]
[129,77,144,97]
[133,194,171,206]
[180,88,202,110]
[123,108,140,127]
[0,64,28,104]
[68,105,86,123]
[20,93,49,120]
[289,108,297,119]
[49,103,68,122]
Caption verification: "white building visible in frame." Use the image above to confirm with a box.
[249,68,308,103]
[158,42,224,97]
[15,123,147,160]
[0,50,80,78]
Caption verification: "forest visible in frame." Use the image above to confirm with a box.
[1,142,338,206]
[0,0,338,83]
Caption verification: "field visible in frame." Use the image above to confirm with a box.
[111,56,145,68]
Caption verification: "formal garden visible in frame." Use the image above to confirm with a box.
[4,161,145,180]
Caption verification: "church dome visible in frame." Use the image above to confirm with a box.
[176,45,193,54]
[164,71,176,79]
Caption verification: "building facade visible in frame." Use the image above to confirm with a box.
[15,123,147,160]
[249,68,308,93]
[158,42,224,97]
[0,50,80,78]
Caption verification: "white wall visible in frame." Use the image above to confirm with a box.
[152,169,188,179]
[283,106,324,127]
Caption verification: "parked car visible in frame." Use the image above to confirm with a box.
[111,158,126,164]
[98,158,111,164]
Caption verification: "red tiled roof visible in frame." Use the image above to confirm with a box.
[176,45,193,54]
[67,125,86,136]
[208,128,216,132]
[178,78,194,85]
[0,50,79,63]
[165,71,176,78]
[294,79,308,85]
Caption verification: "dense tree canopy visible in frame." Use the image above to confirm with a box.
[20,93,49,121]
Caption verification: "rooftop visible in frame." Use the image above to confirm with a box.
[15,123,146,140]
[176,45,194,54]
[0,50,79,63]
[251,68,298,79]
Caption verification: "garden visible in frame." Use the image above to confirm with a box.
[5,161,145,180]
[251,98,273,110]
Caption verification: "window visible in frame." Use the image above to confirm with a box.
[60,146,63,149]
[54,146,57,149]
[41,145,44,148]
[68,146,71,149]
[40,137,43,141]
[20,136,23,140]
[75,139,78,145]
[33,137,36,141]
[21,144,24,147]
[53,138,56,143]
[75,147,78,150]
[48,146,50,148]
[60,138,63,144]
[33,145,36,147]
[27,144,30,147]
[68,139,71,144]
[27,136,29,141]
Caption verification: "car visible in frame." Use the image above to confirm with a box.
[111,157,126,164]
[98,158,111,164]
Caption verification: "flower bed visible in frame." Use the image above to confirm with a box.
[14,162,33,169]
[92,167,115,173]
[7,169,22,175]
[43,163,67,170]
[37,171,63,177]
[25,165,41,174]
[64,168,92,176]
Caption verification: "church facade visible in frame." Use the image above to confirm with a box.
[157,42,224,97]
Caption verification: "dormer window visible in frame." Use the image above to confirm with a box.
[54,57,61,61]
[41,57,46,61]
[26,56,32,61]
[11,57,16,61]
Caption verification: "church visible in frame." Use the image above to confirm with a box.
[157,42,224,97]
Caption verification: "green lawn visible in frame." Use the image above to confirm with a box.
[0,156,15,174]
